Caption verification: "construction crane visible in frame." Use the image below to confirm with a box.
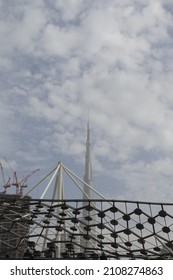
[0,162,11,193]
[12,168,40,196]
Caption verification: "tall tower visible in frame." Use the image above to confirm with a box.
[80,120,96,253]
[83,120,92,200]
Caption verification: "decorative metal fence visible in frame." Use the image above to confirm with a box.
[1,197,173,259]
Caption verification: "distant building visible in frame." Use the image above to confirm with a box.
[0,194,30,259]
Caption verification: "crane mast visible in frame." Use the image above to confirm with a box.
[12,169,40,196]
[0,162,11,193]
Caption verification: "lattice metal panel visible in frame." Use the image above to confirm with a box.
[1,197,173,259]
[0,195,30,259]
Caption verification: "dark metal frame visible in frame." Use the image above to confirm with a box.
[1,197,173,259]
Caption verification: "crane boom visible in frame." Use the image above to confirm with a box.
[20,169,40,186]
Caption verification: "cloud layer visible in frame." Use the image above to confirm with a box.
[0,0,173,201]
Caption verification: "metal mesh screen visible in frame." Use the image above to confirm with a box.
[1,197,173,259]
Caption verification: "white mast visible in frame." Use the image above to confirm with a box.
[83,120,92,200]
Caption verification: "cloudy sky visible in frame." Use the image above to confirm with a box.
[1,0,173,202]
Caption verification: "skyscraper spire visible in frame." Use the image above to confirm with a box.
[81,118,96,251]
[83,119,92,199]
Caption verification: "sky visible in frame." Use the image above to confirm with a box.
[0,0,173,202]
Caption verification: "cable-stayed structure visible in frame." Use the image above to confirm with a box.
[1,123,173,259]
[0,162,173,259]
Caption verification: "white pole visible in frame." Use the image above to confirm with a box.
[53,163,64,258]
[40,164,60,199]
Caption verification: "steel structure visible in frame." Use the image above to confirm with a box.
[0,194,30,259]
[0,197,173,259]
[0,122,173,259]
[0,163,173,260]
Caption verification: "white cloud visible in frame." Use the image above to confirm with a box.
[0,3,46,54]
[54,0,86,21]
[41,23,79,57]
[0,0,173,202]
